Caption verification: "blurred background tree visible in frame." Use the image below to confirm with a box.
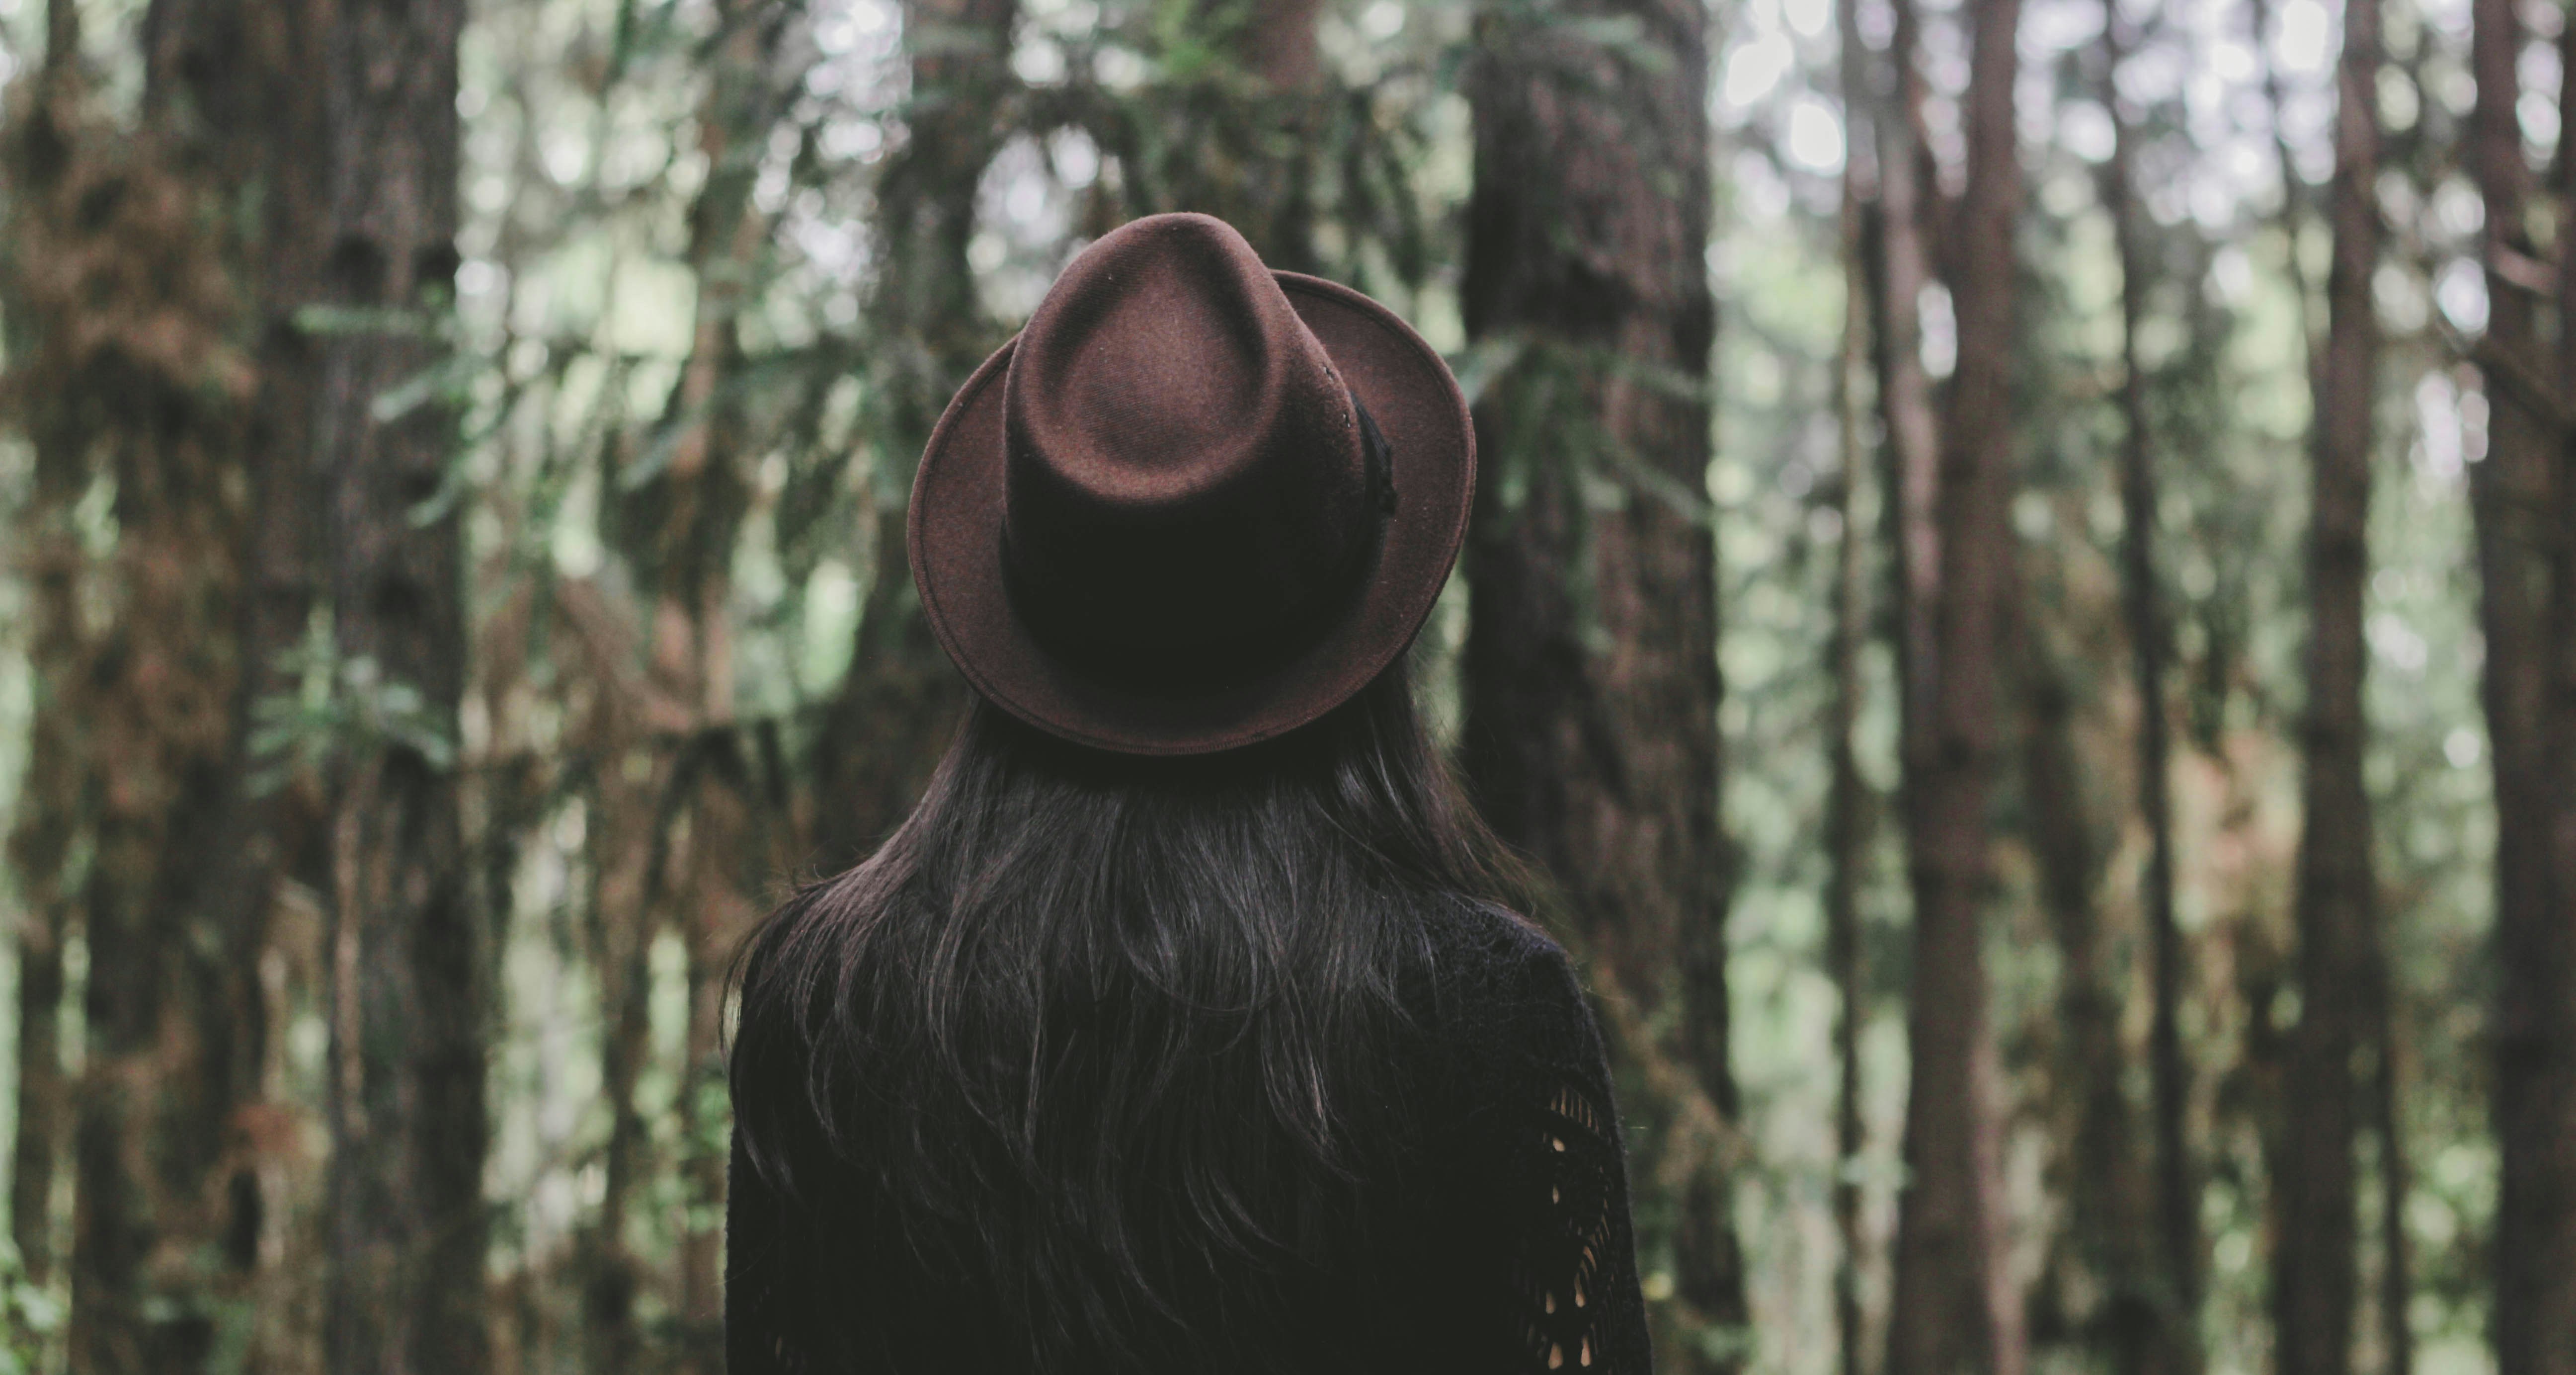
[0,0,2566,1373]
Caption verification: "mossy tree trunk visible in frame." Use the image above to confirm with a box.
[0,0,91,1292]
[0,0,318,1360]
[310,0,486,1364]
[1455,0,1746,1368]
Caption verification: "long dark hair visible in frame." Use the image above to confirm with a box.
[727,651,1526,1372]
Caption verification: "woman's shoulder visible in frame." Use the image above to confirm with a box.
[1415,898,1591,1049]
[1420,894,1562,966]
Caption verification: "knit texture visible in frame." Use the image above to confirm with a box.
[723,899,1654,1374]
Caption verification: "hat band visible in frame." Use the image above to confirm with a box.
[1354,390,1396,516]
[1001,391,1398,699]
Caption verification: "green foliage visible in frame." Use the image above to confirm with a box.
[0,1241,61,1375]
[248,619,460,789]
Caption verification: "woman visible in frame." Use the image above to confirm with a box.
[725,213,1653,1374]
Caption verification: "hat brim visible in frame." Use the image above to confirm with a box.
[907,271,1474,757]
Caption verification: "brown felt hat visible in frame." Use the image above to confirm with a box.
[907,212,1474,757]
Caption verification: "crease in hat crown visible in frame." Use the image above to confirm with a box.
[1002,215,1329,510]
[993,213,1378,691]
[903,207,1477,756]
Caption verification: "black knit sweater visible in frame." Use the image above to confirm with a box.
[723,899,1654,1374]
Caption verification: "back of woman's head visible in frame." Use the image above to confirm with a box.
[728,655,1521,1373]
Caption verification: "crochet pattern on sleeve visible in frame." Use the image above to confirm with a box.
[1509,1077,1623,1370]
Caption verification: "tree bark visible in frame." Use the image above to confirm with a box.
[141,0,336,1369]
[1885,0,1958,291]
[2102,15,2201,1371]
[7,825,67,1287]
[312,0,485,1365]
[1832,4,1874,1371]
[0,2,89,1290]
[2277,1,2381,1372]
[1456,0,1744,1367]
[60,269,257,1375]
[1882,3,2025,1375]
[1869,0,1942,782]
[808,0,1016,870]
[2017,623,2149,1375]
[2368,940,2412,1375]
[582,774,657,1375]
[0,0,314,1361]
[561,616,680,1375]
[2472,0,2576,1369]
[2536,8,2576,1367]
[1119,0,1327,272]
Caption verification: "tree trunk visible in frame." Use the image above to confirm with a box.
[2534,8,2576,1369]
[1870,0,1942,782]
[1832,5,1874,1371]
[0,0,311,1361]
[1885,0,1957,291]
[61,291,256,1375]
[2017,625,2148,1375]
[808,0,1016,869]
[582,784,656,1375]
[568,647,675,1375]
[143,0,337,1366]
[2102,15,2201,1371]
[1883,3,2025,1374]
[313,0,484,1365]
[0,4,88,1289]
[1455,0,1744,1367]
[8,836,67,1288]
[1213,0,1324,272]
[2368,940,2412,1375]
[2472,0,2576,1368]
[2277,1,2381,1372]
[1116,0,1327,272]
[673,739,780,1374]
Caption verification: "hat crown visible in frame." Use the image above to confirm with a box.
[999,214,1380,692]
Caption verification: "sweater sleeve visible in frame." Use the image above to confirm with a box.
[1483,941,1656,1375]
